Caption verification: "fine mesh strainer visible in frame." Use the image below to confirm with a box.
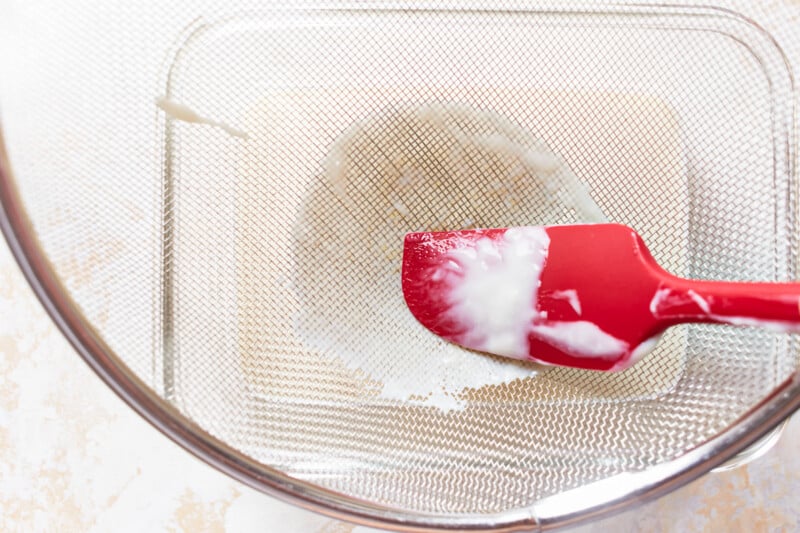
[1,1,799,531]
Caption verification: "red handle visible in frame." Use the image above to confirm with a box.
[651,273,800,331]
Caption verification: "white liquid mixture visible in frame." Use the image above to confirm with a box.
[157,96,249,139]
[444,227,550,359]
[439,227,629,362]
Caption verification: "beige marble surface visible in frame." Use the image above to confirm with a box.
[1,240,798,533]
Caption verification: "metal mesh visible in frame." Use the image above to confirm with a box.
[1,0,798,522]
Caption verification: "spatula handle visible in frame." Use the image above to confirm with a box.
[651,275,800,331]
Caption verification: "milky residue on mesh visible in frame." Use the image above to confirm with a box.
[292,104,605,410]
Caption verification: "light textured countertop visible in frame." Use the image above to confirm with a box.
[1,241,798,533]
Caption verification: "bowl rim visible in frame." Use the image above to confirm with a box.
[2,1,800,529]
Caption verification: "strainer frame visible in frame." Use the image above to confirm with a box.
[2,1,800,530]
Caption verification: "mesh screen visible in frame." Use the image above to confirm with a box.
[1,0,798,519]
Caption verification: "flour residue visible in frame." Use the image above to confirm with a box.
[293,103,606,411]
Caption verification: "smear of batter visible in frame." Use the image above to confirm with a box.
[292,103,605,411]
[156,96,249,139]
[444,227,551,359]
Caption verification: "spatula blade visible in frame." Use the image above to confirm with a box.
[401,224,665,371]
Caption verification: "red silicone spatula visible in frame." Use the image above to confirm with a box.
[401,223,800,371]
